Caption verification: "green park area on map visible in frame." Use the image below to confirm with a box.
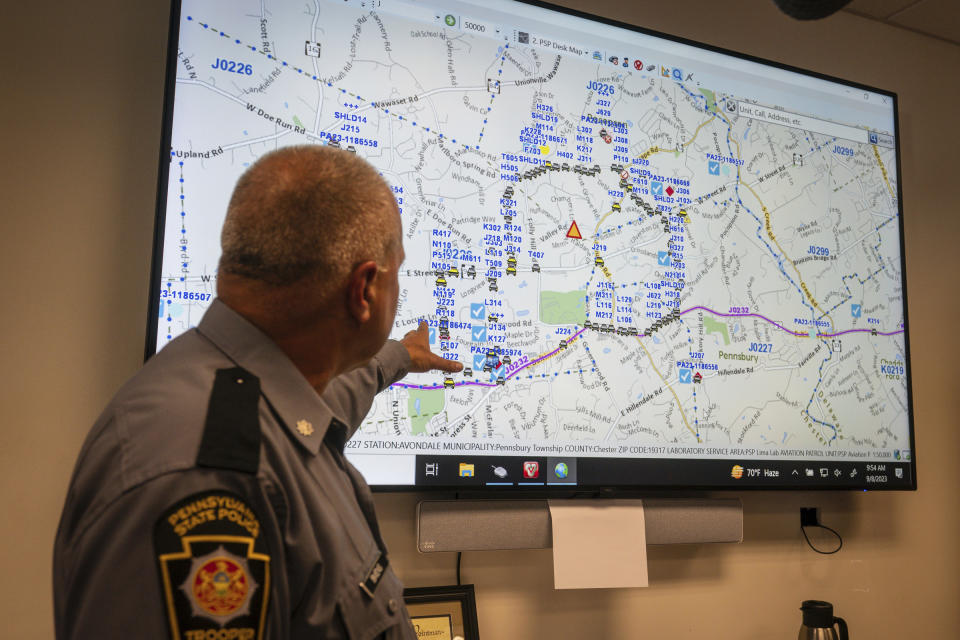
[704,315,731,345]
[408,389,445,435]
[699,88,719,115]
[540,290,586,325]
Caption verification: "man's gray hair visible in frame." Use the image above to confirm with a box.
[219,145,399,292]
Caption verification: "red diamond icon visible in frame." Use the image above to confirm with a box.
[665,185,675,196]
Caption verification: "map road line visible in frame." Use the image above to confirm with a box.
[633,336,700,443]
[221,130,293,152]
[738,179,835,332]
[324,85,494,136]
[439,328,590,435]
[391,328,588,392]
[176,79,248,107]
[838,216,896,256]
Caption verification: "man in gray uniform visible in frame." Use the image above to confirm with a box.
[54,146,462,639]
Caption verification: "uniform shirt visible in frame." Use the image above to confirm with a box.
[54,299,417,640]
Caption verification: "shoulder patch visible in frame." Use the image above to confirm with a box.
[155,491,271,640]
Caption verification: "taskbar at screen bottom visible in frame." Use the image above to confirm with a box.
[414,456,914,490]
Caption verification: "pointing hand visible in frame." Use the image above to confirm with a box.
[400,321,464,374]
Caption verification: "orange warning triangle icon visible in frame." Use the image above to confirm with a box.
[566,220,583,239]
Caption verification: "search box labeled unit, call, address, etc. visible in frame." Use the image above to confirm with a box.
[732,102,868,145]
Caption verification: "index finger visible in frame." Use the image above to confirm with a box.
[430,353,464,373]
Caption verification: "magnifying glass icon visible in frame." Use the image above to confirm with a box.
[672,68,683,81]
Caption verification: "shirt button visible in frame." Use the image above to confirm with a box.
[388,598,399,615]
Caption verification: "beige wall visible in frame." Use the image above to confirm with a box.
[2,0,957,637]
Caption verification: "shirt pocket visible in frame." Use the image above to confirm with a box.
[336,547,412,640]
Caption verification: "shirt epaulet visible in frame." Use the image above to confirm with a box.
[196,366,262,473]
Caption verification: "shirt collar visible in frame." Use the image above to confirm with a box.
[196,298,336,455]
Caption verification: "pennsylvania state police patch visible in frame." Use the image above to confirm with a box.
[154,491,270,640]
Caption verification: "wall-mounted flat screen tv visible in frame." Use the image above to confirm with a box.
[148,0,915,490]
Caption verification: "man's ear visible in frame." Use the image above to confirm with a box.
[346,261,379,324]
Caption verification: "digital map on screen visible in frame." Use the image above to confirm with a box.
[159,0,909,464]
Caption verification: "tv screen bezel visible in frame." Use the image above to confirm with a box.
[145,0,916,492]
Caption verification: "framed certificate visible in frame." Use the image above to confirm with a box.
[403,585,480,640]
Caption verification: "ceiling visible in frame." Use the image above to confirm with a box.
[844,0,960,46]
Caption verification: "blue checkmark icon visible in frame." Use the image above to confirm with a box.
[657,251,670,266]
[473,354,486,370]
[708,160,720,175]
[679,368,692,384]
[650,181,663,195]
[471,302,485,319]
[472,326,486,342]
[851,304,861,318]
